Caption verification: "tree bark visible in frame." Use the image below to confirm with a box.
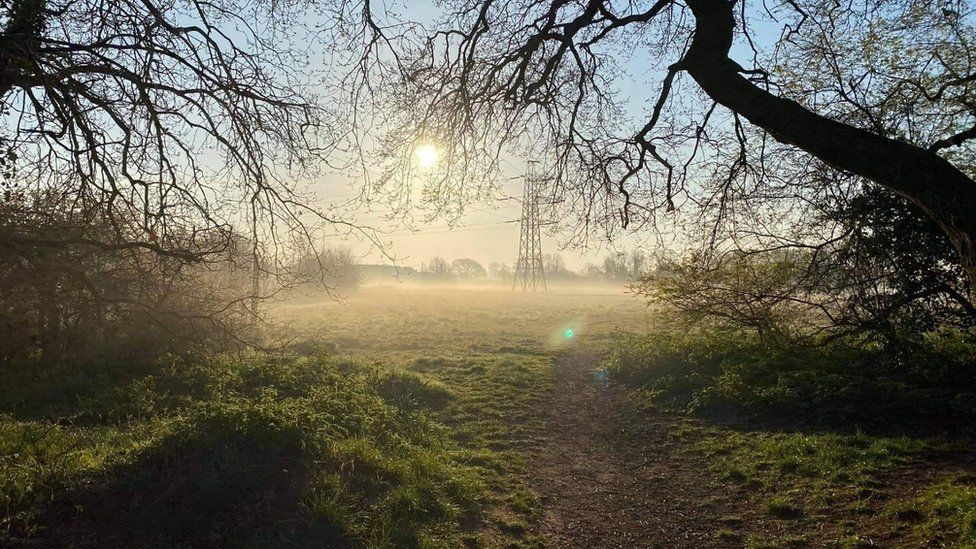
[683,0,976,294]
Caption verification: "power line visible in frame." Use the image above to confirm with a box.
[385,222,517,236]
[318,219,518,239]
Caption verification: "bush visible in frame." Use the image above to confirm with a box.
[0,195,258,371]
[606,327,976,433]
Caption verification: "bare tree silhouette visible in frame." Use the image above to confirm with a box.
[351,0,976,294]
[0,0,370,358]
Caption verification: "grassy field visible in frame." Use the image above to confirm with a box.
[2,285,974,547]
[0,285,648,547]
[274,286,650,545]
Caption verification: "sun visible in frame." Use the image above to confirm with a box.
[414,144,439,168]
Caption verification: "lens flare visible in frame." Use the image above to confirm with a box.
[564,328,574,339]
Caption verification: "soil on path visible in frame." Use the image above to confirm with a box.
[529,350,741,548]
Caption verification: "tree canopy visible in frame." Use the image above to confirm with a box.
[0,0,366,359]
[355,0,976,296]
[5,0,976,358]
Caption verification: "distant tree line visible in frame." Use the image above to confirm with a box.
[417,250,651,283]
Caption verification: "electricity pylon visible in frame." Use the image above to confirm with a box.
[513,173,547,291]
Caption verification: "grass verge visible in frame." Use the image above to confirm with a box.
[607,327,976,546]
[1,353,490,547]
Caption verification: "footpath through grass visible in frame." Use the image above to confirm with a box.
[276,286,649,546]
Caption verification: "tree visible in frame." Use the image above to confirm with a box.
[451,257,487,279]
[678,0,976,289]
[603,254,630,281]
[294,245,364,294]
[424,256,452,278]
[543,253,567,278]
[0,0,336,260]
[358,0,976,294]
[628,250,648,278]
[640,184,976,344]
[0,0,364,358]
[818,186,975,336]
[488,261,513,281]
[581,263,604,280]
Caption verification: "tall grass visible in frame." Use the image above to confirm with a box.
[1,353,487,547]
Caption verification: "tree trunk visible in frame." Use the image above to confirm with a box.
[683,0,976,294]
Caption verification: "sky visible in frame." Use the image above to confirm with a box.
[314,162,642,272]
[300,1,665,271]
[305,1,782,272]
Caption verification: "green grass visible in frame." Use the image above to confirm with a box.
[764,496,803,519]
[16,284,972,546]
[714,527,741,542]
[886,475,976,547]
[684,424,973,546]
[693,429,941,489]
[609,326,976,546]
[0,286,645,547]
[1,354,491,547]
[280,287,646,545]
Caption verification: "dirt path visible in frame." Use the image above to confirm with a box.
[528,351,739,548]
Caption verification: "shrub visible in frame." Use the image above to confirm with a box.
[606,327,976,433]
[0,196,258,371]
